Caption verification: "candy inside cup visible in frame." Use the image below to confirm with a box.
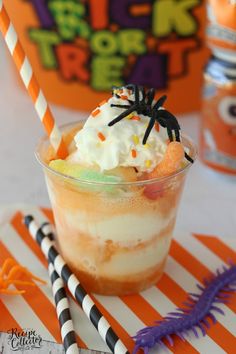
[36,121,196,295]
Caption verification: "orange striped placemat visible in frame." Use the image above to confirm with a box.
[0,206,235,354]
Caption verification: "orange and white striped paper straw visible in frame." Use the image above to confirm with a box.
[0,1,68,159]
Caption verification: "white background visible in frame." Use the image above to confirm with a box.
[0,39,236,239]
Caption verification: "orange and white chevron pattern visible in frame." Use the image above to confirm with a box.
[0,205,235,354]
[0,1,68,159]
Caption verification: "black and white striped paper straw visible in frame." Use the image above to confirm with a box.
[48,263,78,354]
[41,221,55,241]
[45,222,78,353]
[24,215,130,354]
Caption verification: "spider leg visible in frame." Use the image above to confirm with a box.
[175,128,181,142]
[6,279,35,287]
[6,265,46,284]
[108,106,137,126]
[156,109,181,141]
[157,110,193,162]
[111,86,122,98]
[125,83,134,90]
[125,83,136,93]
[153,95,167,109]
[23,271,47,284]
[125,84,138,100]
[146,88,155,106]
[143,115,156,144]
[134,85,140,106]
[167,127,174,142]
[141,86,146,103]
[0,288,25,295]
[157,116,174,141]
[156,112,193,163]
[185,152,194,163]
[157,109,181,129]
[0,258,17,277]
[110,104,131,109]
[6,265,25,281]
[127,99,135,104]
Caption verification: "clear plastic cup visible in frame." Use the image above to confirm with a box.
[36,122,196,295]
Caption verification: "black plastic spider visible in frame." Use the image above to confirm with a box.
[108,84,193,163]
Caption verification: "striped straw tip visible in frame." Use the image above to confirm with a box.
[24,215,34,227]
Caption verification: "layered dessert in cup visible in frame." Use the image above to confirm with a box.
[36,85,196,295]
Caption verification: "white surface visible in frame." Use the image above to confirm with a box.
[0,39,236,239]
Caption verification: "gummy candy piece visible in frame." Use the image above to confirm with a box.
[143,142,184,200]
[108,166,137,182]
[149,142,185,178]
[49,160,121,183]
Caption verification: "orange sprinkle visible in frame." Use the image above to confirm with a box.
[120,95,128,100]
[131,149,137,158]
[98,132,106,141]
[155,122,160,132]
[131,115,140,121]
[92,108,101,117]
[98,100,107,107]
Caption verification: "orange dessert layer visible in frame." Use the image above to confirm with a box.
[39,123,188,294]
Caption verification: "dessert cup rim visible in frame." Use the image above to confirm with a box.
[35,121,197,187]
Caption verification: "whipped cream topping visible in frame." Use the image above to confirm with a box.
[68,87,172,172]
